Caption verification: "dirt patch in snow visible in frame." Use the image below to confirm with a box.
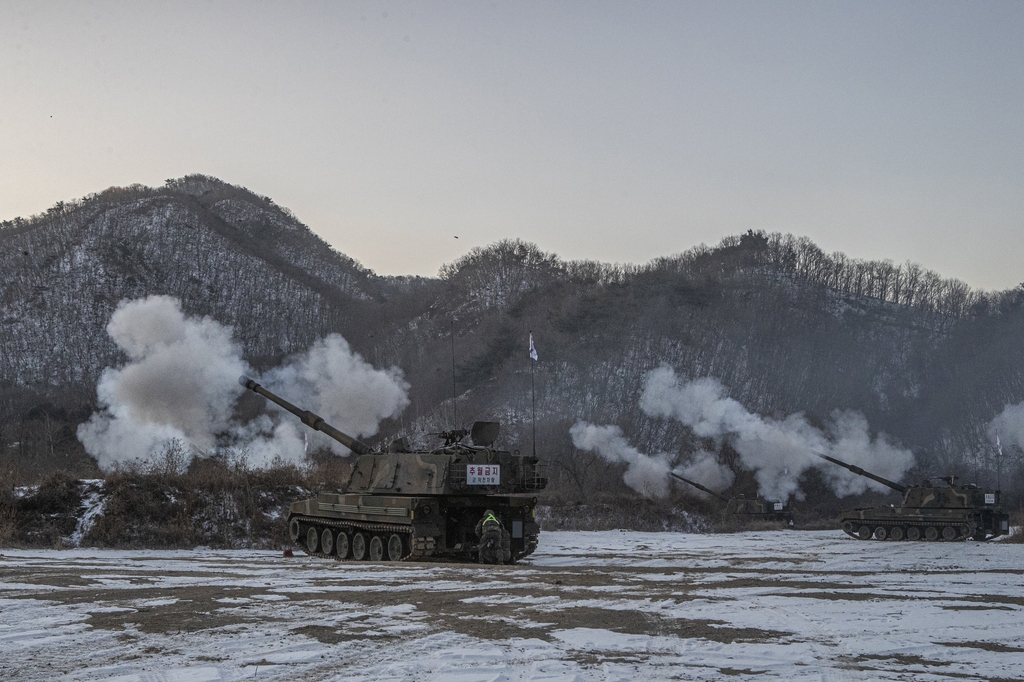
[3,532,1024,682]
[938,641,1024,653]
[1,559,796,645]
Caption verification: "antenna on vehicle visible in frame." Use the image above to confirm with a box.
[451,319,457,430]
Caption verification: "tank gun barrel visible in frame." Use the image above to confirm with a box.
[669,471,728,501]
[238,375,372,456]
[816,454,907,494]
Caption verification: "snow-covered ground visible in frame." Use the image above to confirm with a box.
[1,530,1023,681]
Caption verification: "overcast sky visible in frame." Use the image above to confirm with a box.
[2,1,1022,289]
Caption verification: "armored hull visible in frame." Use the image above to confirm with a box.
[240,376,546,563]
[287,450,544,562]
[838,485,1009,542]
[289,492,539,562]
[819,454,1009,542]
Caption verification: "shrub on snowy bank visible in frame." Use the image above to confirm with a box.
[88,467,303,550]
[3,472,828,549]
[7,471,83,548]
[4,471,745,548]
[2,457,857,549]
[1,457,316,550]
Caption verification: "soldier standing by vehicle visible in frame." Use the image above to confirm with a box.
[475,509,511,564]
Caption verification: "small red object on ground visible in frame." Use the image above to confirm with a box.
[282,548,294,557]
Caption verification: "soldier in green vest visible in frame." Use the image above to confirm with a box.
[475,509,510,564]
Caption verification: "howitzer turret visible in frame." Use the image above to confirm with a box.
[239,375,546,563]
[670,471,791,522]
[817,453,1009,542]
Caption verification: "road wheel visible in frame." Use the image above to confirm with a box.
[306,526,319,553]
[873,527,888,540]
[907,527,921,541]
[369,536,384,561]
[336,532,349,559]
[857,525,872,540]
[320,528,334,555]
[387,534,405,561]
[351,532,367,560]
[890,526,905,541]
[289,518,302,542]
[941,526,957,541]
[925,526,939,541]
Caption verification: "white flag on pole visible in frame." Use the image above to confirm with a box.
[529,333,538,361]
[997,434,1003,456]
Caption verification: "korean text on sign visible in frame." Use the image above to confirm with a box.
[467,465,500,485]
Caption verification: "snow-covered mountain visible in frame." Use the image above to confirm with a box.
[3,176,1023,501]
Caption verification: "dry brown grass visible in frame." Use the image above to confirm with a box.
[8,470,83,547]
[0,444,317,550]
[85,455,309,550]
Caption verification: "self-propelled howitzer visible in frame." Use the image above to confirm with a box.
[818,454,1009,541]
[239,376,547,562]
[669,471,727,501]
[669,472,791,521]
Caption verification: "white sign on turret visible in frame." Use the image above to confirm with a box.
[467,465,500,485]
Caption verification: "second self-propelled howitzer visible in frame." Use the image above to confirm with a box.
[818,454,1009,541]
[669,472,791,522]
[239,376,547,563]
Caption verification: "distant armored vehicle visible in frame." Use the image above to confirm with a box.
[669,472,791,522]
[240,376,546,562]
[818,454,1010,541]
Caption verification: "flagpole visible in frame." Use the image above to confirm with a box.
[996,432,1002,490]
[531,351,536,458]
[529,330,537,458]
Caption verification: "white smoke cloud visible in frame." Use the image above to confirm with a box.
[78,296,410,471]
[824,410,915,496]
[641,365,915,500]
[572,365,915,502]
[569,422,671,499]
[260,334,410,456]
[675,450,735,498]
[230,415,307,466]
[78,296,248,470]
[988,402,1024,453]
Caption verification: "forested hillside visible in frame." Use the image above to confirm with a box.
[3,176,1023,507]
